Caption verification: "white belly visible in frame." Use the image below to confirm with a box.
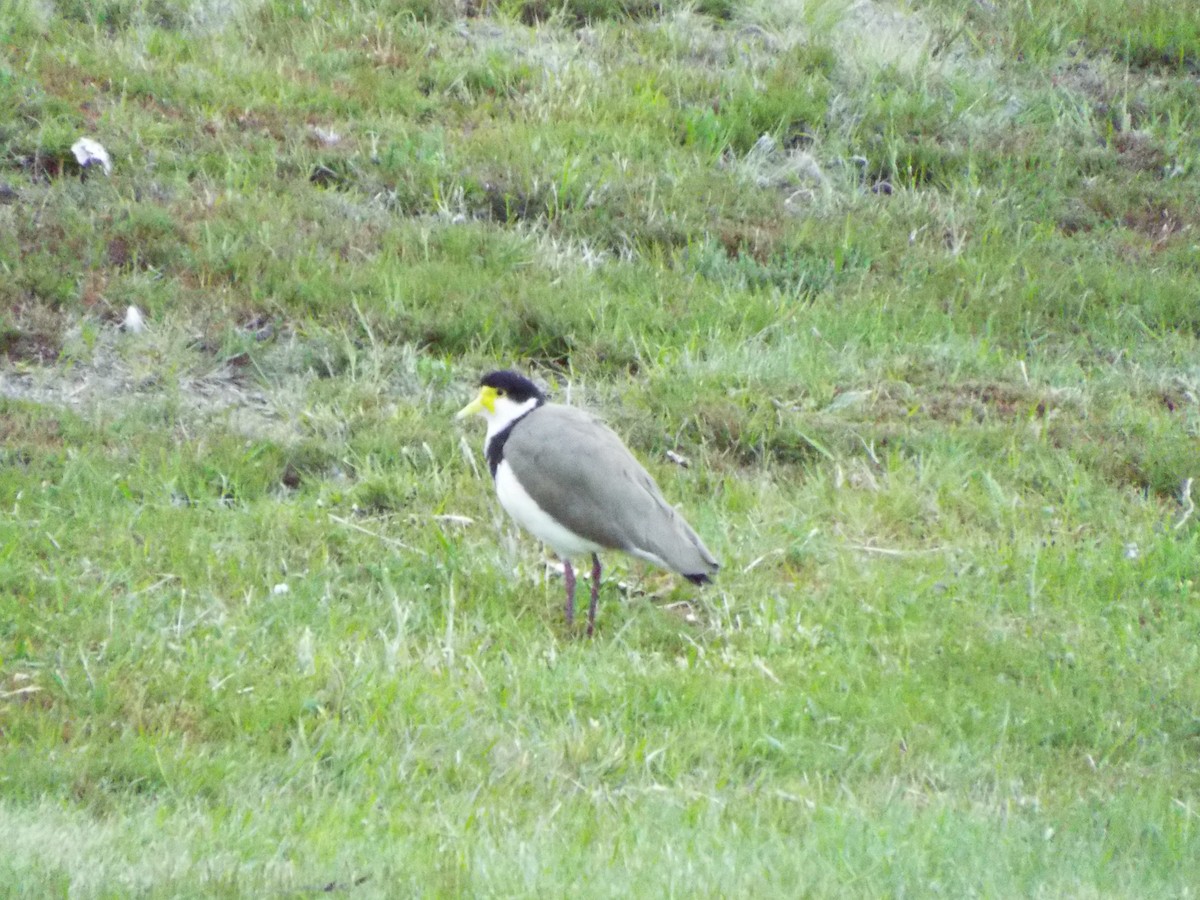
[495,460,603,559]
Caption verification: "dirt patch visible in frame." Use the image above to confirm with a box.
[2,294,74,364]
[0,322,306,444]
[480,179,554,224]
[1121,202,1192,249]
[878,381,1062,426]
[0,405,66,452]
[512,0,677,27]
[0,327,61,365]
[716,222,784,263]
[1052,61,1153,132]
[1110,130,1170,175]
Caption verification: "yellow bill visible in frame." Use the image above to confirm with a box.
[455,385,497,419]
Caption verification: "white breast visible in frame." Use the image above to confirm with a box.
[495,460,603,559]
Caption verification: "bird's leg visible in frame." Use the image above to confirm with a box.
[587,553,601,638]
[563,558,576,627]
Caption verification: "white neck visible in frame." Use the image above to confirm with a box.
[483,396,541,443]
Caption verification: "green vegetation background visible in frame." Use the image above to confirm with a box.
[2,0,1199,895]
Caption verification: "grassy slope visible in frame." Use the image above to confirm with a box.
[2,0,1199,895]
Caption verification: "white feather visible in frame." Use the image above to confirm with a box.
[71,137,112,176]
[121,305,145,333]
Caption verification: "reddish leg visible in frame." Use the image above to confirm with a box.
[586,553,602,637]
[563,558,576,627]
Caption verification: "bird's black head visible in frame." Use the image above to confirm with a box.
[480,370,547,405]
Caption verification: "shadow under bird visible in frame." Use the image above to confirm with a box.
[457,370,719,635]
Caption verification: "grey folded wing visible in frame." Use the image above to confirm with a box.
[504,405,719,578]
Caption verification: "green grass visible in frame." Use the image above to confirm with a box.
[3,0,1200,895]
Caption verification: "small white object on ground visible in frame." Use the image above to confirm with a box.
[310,126,342,146]
[121,305,146,333]
[665,449,691,468]
[70,137,113,176]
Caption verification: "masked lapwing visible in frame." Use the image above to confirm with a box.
[457,370,719,635]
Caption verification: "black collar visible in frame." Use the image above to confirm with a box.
[484,404,541,478]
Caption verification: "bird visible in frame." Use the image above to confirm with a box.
[457,370,719,635]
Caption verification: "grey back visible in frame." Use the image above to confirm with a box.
[502,404,718,577]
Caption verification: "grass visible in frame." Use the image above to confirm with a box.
[2,0,1200,895]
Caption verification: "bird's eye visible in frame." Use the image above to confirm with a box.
[496,389,506,397]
